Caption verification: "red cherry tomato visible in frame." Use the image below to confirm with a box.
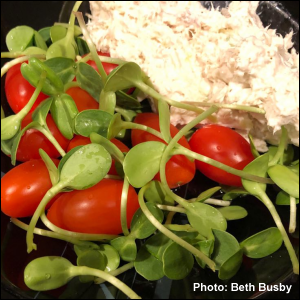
[66,87,98,112]
[67,136,129,176]
[1,159,60,218]
[189,125,254,187]
[131,113,196,189]
[5,63,48,113]
[86,51,118,75]
[16,113,69,162]
[47,178,139,235]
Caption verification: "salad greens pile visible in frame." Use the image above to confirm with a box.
[1,2,299,299]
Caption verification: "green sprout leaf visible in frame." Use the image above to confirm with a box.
[74,110,112,138]
[60,143,112,190]
[195,186,222,202]
[39,149,59,186]
[218,206,248,221]
[111,236,137,262]
[268,165,299,199]
[124,141,166,188]
[6,26,34,52]
[76,62,104,102]
[38,27,51,45]
[24,256,75,291]
[98,244,120,272]
[240,228,283,259]
[50,25,67,43]
[186,202,227,239]
[222,187,249,201]
[44,58,76,84]
[158,101,171,143]
[130,203,164,239]
[34,31,48,51]
[218,249,243,280]
[193,240,214,269]
[32,98,53,127]
[50,93,78,140]
[276,191,299,206]
[162,242,194,280]
[144,180,175,206]
[211,229,241,270]
[134,245,164,281]
[76,37,90,56]
[77,250,107,283]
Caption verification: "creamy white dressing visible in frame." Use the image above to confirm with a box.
[87,1,299,151]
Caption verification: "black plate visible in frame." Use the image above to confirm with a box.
[1,1,299,299]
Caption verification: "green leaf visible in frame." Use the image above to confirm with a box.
[211,229,241,270]
[115,91,142,109]
[1,136,15,156]
[193,240,214,269]
[103,62,143,93]
[218,249,243,280]
[130,202,164,239]
[32,98,53,127]
[144,232,173,260]
[46,35,77,61]
[34,31,48,51]
[222,188,249,201]
[77,250,107,283]
[50,94,79,140]
[24,257,74,291]
[111,236,137,262]
[22,47,47,56]
[144,180,175,206]
[58,146,83,175]
[242,153,269,197]
[124,141,166,188]
[276,191,299,206]
[196,186,222,202]
[39,149,59,186]
[76,62,104,102]
[1,114,22,141]
[98,244,120,272]
[134,245,164,281]
[218,206,248,221]
[44,58,76,84]
[59,144,112,190]
[268,145,294,166]
[99,90,116,115]
[50,25,68,43]
[288,161,299,176]
[21,58,64,96]
[6,26,34,52]
[74,110,112,138]
[240,228,283,259]
[162,242,194,280]
[158,101,171,143]
[76,37,90,56]
[186,202,227,239]
[268,165,299,198]
[74,242,100,257]
[248,134,260,158]
[38,27,51,45]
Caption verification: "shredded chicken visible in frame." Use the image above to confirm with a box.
[87,1,299,151]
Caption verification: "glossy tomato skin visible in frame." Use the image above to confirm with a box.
[86,52,118,75]
[67,136,129,176]
[1,159,60,218]
[47,179,139,235]
[131,113,196,188]
[189,125,254,187]
[5,63,48,113]
[66,87,98,112]
[16,113,69,162]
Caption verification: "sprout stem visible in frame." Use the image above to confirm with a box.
[74,266,141,299]
[75,12,107,81]
[138,185,216,271]
[259,191,299,275]
[41,213,118,241]
[94,263,134,284]
[26,183,64,253]
[11,218,90,246]
[156,204,186,213]
[121,178,130,236]
[269,126,288,167]
[203,198,231,207]
[174,147,274,185]
[289,196,297,234]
